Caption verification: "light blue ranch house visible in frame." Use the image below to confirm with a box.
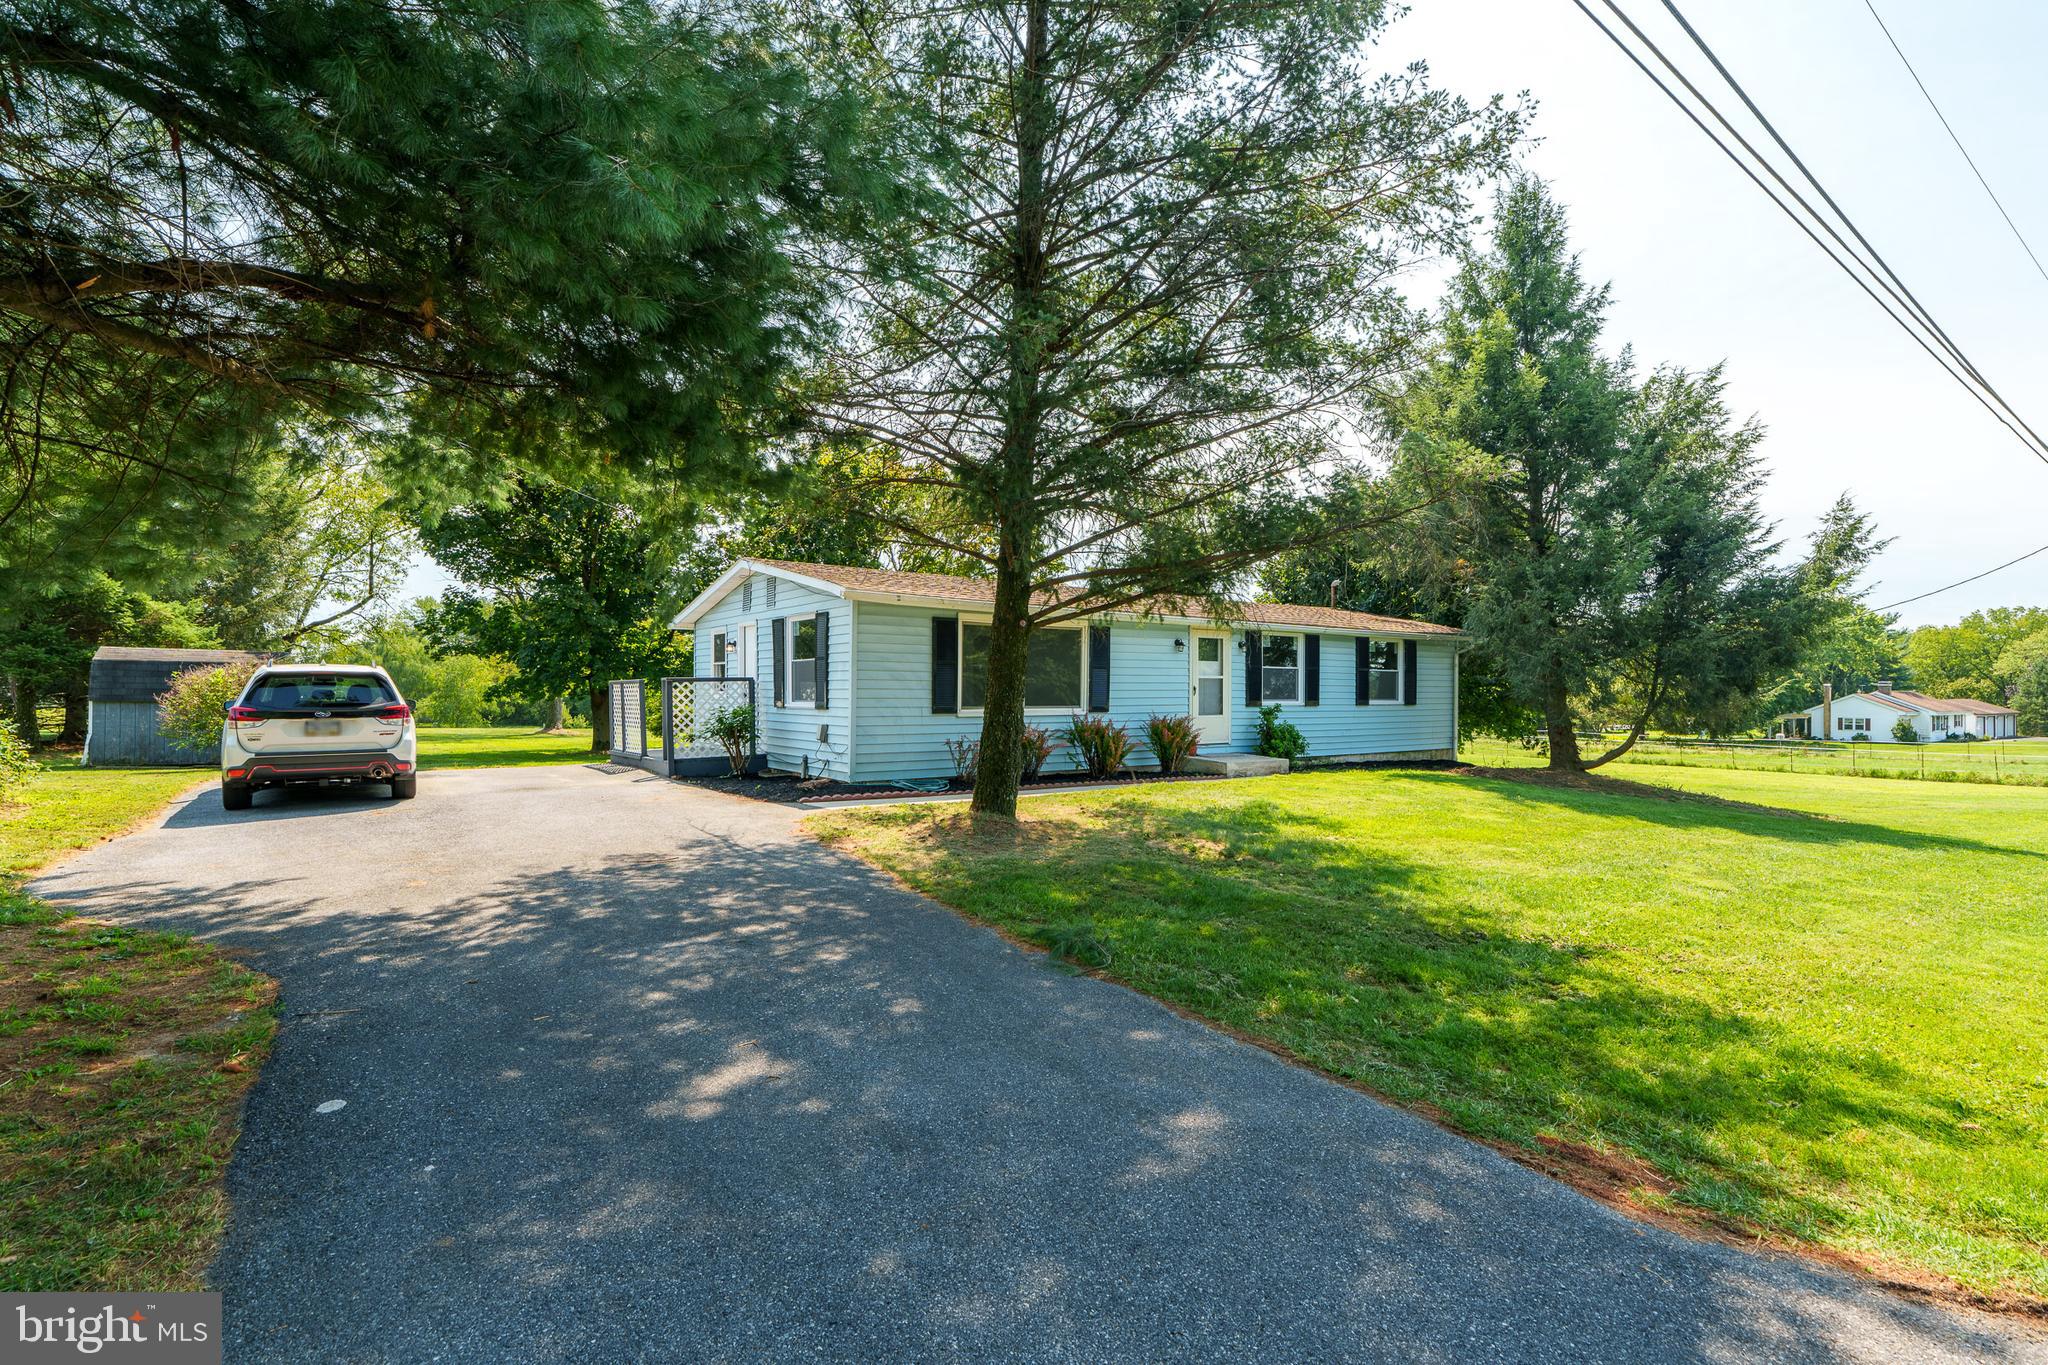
[672,559,1466,783]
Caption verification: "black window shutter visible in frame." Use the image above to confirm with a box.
[1355,636,1370,705]
[814,611,829,709]
[771,617,787,707]
[1244,631,1262,705]
[711,632,726,679]
[1303,635,1320,706]
[1402,639,1418,705]
[931,616,958,714]
[1088,625,1111,711]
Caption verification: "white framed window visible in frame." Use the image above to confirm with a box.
[788,614,818,704]
[959,619,1086,712]
[1839,716,1871,733]
[710,632,728,679]
[1367,639,1400,702]
[1260,633,1301,703]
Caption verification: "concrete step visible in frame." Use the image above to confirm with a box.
[1183,752,1289,777]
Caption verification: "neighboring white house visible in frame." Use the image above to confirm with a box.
[1796,682,2018,742]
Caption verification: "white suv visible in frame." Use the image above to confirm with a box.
[220,664,417,810]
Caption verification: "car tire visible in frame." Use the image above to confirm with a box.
[221,783,253,811]
[390,775,418,801]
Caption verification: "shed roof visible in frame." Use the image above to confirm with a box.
[88,646,269,704]
[677,558,1461,636]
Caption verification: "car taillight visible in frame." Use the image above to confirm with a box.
[373,703,412,724]
[227,706,264,726]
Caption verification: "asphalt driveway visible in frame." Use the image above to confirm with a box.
[31,766,2043,1363]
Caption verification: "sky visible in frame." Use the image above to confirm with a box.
[1380,0,2048,626]
[401,0,2048,628]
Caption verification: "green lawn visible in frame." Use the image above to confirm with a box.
[414,725,600,769]
[1463,733,2048,787]
[812,763,2048,1304]
[1,757,276,1290]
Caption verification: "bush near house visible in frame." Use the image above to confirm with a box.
[1254,704,1308,761]
[1892,717,1919,744]
[1062,715,1135,779]
[1144,713,1201,774]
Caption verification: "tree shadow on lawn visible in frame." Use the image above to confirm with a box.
[939,796,2035,1282]
[30,794,2043,1350]
[1421,767,2047,862]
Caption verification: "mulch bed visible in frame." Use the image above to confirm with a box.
[675,769,1226,806]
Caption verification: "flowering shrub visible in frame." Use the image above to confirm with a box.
[1144,713,1201,774]
[1061,714,1135,778]
[156,661,259,753]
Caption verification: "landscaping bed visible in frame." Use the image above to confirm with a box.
[677,768,1225,805]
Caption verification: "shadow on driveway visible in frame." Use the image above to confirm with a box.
[29,767,2041,1363]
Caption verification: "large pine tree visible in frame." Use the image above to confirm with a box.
[806,0,1518,815]
[1390,180,1829,770]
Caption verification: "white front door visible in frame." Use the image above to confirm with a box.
[1190,631,1230,747]
[739,623,757,678]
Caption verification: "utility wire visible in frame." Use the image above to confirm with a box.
[1654,0,2048,459]
[1863,0,2048,290]
[1570,0,2048,464]
[1872,540,2048,612]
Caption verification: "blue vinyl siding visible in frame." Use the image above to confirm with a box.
[1228,633,1458,758]
[850,603,1190,783]
[691,572,853,779]
[850,602,1458,783]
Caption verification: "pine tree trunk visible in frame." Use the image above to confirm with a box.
[59,684,87,743]
[588,684,610,754]
[969,0,1051,821]
[9,678,37,745]
[1543,674,1582,771]
[970,552,1034,818]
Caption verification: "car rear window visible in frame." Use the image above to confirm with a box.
[247,673,396,709]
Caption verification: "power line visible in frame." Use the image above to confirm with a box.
[1872,539,2048,612]
[1862,0,2048,290]
[1569,0,2048,465]
[1572,0,2039,466]
[1653,0,2048,458]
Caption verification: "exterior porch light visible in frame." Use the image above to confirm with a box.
[1174,637,1186,651]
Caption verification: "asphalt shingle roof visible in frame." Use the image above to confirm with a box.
[747,559,1462,636]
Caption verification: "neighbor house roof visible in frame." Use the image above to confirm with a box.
[675,558,1462,637]
[1825,688,2016,717]
[1890,690,2016,716]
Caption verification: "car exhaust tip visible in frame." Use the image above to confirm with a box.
[368,764,391,781]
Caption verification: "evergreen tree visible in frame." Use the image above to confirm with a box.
[0,0,889,590]
[807,0,1518,814]
[1390,181,1825,769]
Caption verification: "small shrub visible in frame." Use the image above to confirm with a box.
[0,718,39,803]
[1144,713,1201,774]
[1061,714,1135,778]
[1891,717,1919,744]
[155,661,259,754]
[705,703,756,777]
[1850,732,1871,742]
[1254,704,1308,761]
[1019,724,1055,779]
[1045,919,1113,969]
[945,736,980,787]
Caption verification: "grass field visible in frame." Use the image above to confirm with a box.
[0,757,276,1290]
[414,725,599,770]
[813,762,2048,1304]
[1463,734,2048,787]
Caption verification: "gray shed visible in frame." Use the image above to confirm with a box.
[84,646,269,767]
